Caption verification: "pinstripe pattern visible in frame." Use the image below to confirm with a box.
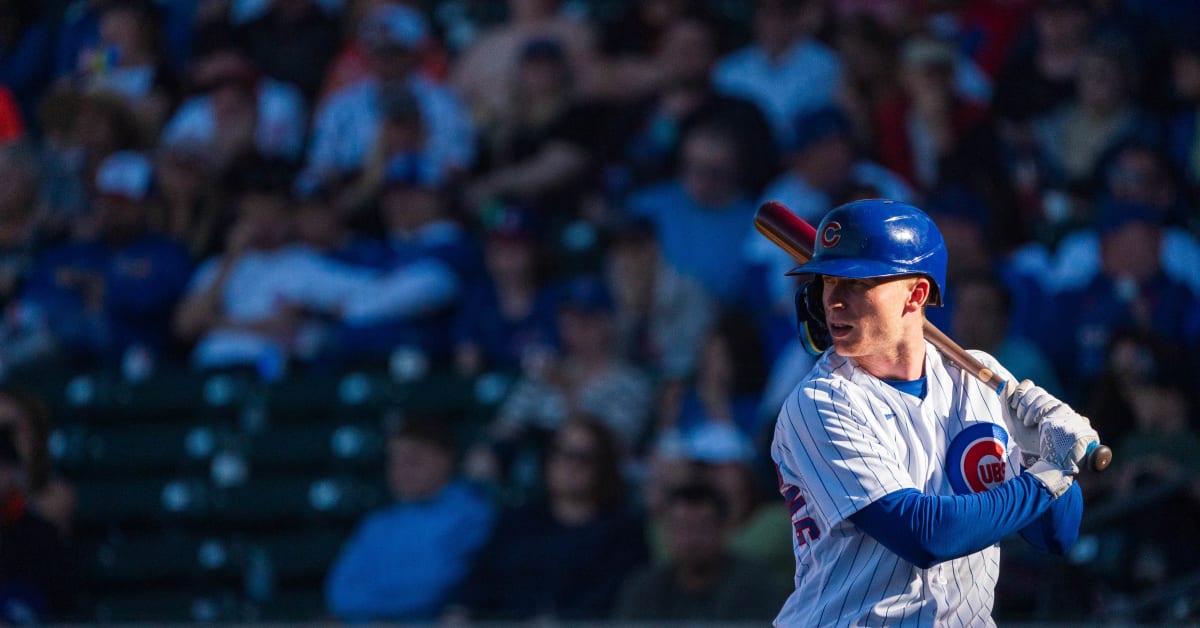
[772,342,1018,627]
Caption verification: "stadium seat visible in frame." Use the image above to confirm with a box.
[205,475,386,527]
[53,423,225,475]
[240,421,385,473]
[75,476,211,527]
[87,532,244,586]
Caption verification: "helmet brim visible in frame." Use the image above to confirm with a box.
[785,258,943,306]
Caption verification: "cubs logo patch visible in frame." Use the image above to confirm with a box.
[821,221,842,248]
[946,423,1009,495]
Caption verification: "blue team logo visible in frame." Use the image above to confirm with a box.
[946,423,1009,494]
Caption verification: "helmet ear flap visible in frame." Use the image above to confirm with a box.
[795,279,831,356]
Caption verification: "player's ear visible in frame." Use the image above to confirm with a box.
[906,277,930,310]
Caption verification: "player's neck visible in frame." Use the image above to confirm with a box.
[855,338,927,382]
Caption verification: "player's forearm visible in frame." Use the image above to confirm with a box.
[850,474,1058,569]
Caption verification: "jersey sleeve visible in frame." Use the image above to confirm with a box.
[773,378,918,531]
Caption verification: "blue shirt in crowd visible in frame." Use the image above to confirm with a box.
[628,181,755,305]
[22,234,193,365]
[325,480,495,622]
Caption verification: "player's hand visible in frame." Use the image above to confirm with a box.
[1024,459,1074,499]
[1038,410,1100,474]
[1007,380,1067,427]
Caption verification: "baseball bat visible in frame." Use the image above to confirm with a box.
[755,200,1112,473]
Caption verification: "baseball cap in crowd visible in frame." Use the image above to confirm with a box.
[791,106,852,153]
[359,4,428,51]
[901,37,957,70]
[96,151,153,201]
[1095,199,1162,236]
[482,203,541,241]
[655,422,755,464]
[519,37,567,63]
[607,213,658,245]
[679,422,756,464]
[384,152,444,189]
[557,275,614,314]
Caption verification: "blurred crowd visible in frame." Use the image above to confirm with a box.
[2,0,1199,624]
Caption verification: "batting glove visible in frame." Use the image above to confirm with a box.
[1024,459,1074,499]
[1007,379,1067,427]
[1039,412,1100,474]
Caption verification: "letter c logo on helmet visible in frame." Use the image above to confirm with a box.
[821,222,842,248]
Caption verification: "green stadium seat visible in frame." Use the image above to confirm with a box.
[88,532,244,585]
[75,476,210,526]
[241,422,385,472]
[206,475,386,526]
[53,423,225,475]
[91,589,241,623]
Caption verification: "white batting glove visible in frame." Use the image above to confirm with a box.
[1023,459,1074,499]
[1007,379,1067,427]
[1006,380,1100,472]
[1039,412,1100,474]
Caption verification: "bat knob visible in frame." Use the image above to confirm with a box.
[1087,444,1113,473]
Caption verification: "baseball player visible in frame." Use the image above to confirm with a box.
[770,199,1100,627]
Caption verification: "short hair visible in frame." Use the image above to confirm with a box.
[665,481,729,523]
[388,418,457,455]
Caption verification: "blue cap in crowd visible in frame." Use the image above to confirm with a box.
[558,275,614,313]
[791,106,852,153]
[384,152,443,189]
[1096,199,1162,236]
[482,203,540,241]
[96,151,153,201]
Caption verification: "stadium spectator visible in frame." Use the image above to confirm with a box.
[950,272,1063,397]
[307,4,474,177]
[151,140,224,261]
[656,310,766,439]
[1039,200,1200,398]
[0,1,53,130]
[231,0,342,101]
[1032,40,1160,191]
[452,0,598,128]
[453,418,647,621]
[333,153,479,367]
[19,151,192,371]
[614,481,787,622]
[992,0,1093,124]
[712,0,843,148]
[326,419,494,622]
[625,124,756,305]
[606,17,778,195]
[452,204,559,375]
[603,214,715,385]
[876,36,1019,246]
[0,388,75,540]
[0,417,77,623]
[0,143,45,310]
[487,275,654,452]
[1029,142,1200,297]
[161,49,307,168]
[71,0,178,134]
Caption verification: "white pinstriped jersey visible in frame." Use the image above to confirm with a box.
[771,341,1021,627]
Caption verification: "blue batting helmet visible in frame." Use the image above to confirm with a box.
[787,199,947,306]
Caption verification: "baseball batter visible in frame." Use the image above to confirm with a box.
[770,200,1100,627]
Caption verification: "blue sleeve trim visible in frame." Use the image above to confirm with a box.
[848,474,1058,568]
[1018,481,1082,554]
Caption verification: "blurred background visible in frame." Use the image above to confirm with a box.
[0,0,1197,624]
